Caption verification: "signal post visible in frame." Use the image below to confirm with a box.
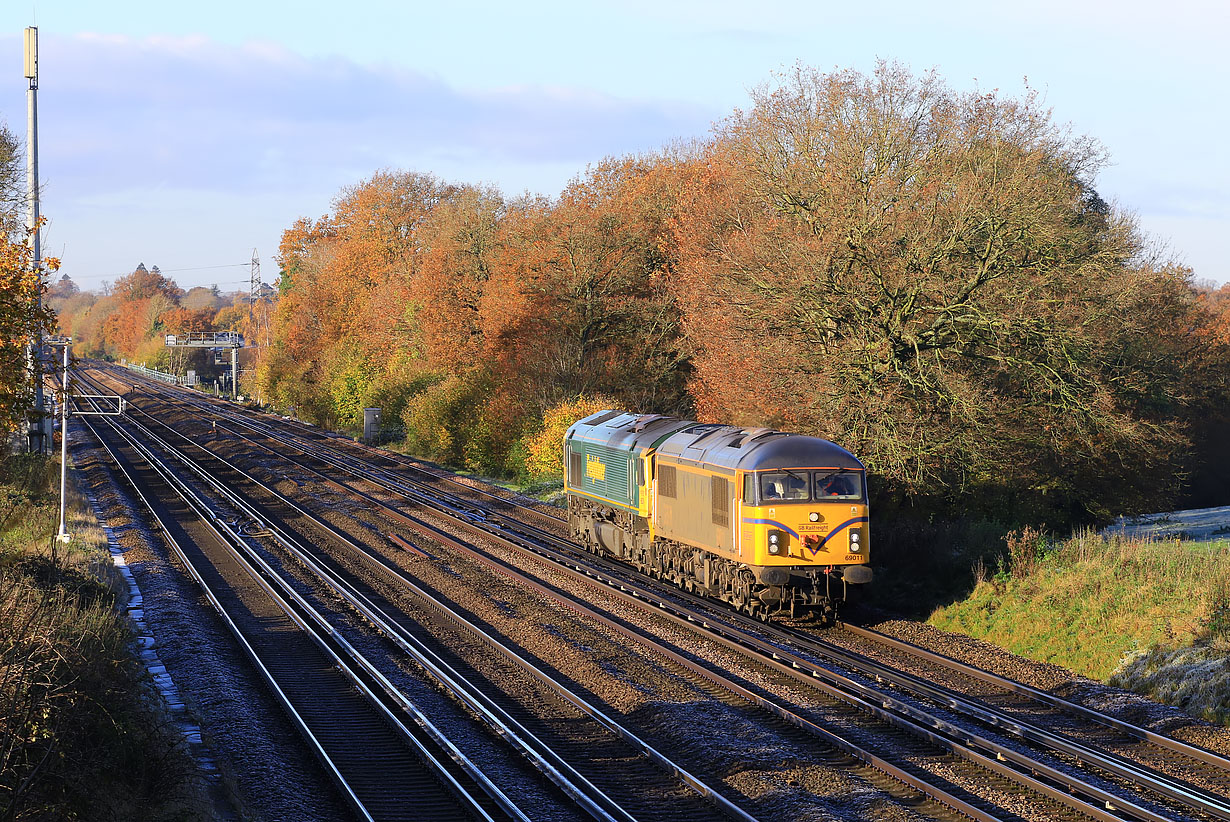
[164,332,245,399]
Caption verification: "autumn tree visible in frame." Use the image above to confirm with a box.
[181,285,223,312]
[399,157,697,472]
[266,171,450,426]
[1172,282,1230,507]
[46,273,77,301]
[0,232,56,436]
[672,62,1194,521]
[494,155,693,415]
[411,184,507,369]
[112,263,180,302]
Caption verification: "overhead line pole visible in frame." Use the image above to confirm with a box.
[24,26,46,454]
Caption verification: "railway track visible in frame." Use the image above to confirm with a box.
[78,399,512,822]
[75,367,762,822]
[80,363,1230,821]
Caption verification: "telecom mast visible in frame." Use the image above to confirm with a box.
[24,27,46,453]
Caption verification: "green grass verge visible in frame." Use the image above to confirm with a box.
[928,527,1230,723]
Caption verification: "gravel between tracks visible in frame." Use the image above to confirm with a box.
[71,422,352,822]
[869,618,1230,758]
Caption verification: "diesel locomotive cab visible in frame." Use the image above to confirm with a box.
[752,469,865,503]
[565,410,873,621]
[743,468,871,569]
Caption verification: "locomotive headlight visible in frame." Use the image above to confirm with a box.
[849,531,861,552]
[809,512,820,522]
[850,532,860,543]
[768,531,782,555]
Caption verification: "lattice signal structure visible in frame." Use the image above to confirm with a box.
[166,331,244,399]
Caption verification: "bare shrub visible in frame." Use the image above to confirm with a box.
[971,555,988,588]
[0,562,206,820]
[1004,525,1049,579]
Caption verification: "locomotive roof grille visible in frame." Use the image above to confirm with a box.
[582,410,623,426]
[630,414,674,432]
[683,426,729,446]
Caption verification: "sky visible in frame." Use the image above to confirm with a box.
[0,0,1226,292]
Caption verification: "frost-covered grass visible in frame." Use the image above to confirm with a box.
[1111,641,1230,724]
[928,528,1230,719]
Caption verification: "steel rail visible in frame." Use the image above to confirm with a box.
[838,621,1230,772]
[767,626,1230,820]
[80,414,378,822]
[97,366,1230,822]
[85,376,756,822]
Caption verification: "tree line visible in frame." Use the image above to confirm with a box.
[44,63,1230,525]
[51,264,272,387]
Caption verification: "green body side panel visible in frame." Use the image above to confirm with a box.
[565,440,638,513]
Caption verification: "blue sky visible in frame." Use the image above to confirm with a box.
[1,0,1226,291]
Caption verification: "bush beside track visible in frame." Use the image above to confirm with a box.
[0,453,208,821]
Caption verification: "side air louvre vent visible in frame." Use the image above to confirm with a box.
[659,464,677,498]
[711,476,729,528]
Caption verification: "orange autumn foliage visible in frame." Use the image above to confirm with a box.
[261,63,1228,524]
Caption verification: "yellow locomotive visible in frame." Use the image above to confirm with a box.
[564,411,871,619]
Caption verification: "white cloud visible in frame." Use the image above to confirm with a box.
[0,32,718,287]
[21,32,717,196]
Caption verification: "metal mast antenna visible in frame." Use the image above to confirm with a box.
[24,26,45,454]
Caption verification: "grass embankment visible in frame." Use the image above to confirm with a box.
[0,453,207,820]
[928,527,1230,724]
